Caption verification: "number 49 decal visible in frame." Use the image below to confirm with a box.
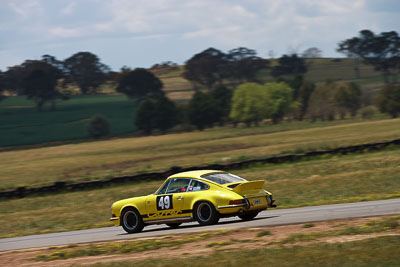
[156,195,173,210]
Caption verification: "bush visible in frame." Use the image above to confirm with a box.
[86,115,110,138]
[377,83,400,118]
[359,105,378,119]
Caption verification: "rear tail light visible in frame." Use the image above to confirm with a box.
[229,199,244,205]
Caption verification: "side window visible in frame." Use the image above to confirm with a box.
[157,180,171,195]
[166,178,191,194]
[188,180,210,192]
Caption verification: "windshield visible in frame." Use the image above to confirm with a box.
[201,172,246,185]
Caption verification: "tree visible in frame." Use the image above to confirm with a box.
[135,96,180,134]
[230,82,294,125]
[230,83,268,126]
[41,54,64,71]
[377,83,400,118]
[135,98,156,135]
[152,96,180,133]
[264,82,294,124]
[307,81,336,121]
[363,30,400,83]
[337,36,363,78]
[302,47,322,58]
[117,68,164,100]
[0,71,5,101]
[86,115,111,138]
[280,75,315,120]
[227,47,269,83]
[337,30,400,82]
[271,54,308,77]
[188,91,219,130]
[63,52,109,94]
[183,48,228,89]
[3,65,25,95]
[334,82,362,118]
[211,85,232,125]
[296,80,315,120]
[20,60,64,111]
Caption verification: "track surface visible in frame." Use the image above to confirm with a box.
[1,198,400,252]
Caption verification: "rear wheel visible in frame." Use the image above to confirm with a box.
[121,207,144,234]
[193,201,219,226]
[238,212,259,221]
[166,223,182,228]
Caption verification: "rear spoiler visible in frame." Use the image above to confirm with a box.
[232,180,265,194]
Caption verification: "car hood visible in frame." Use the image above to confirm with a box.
[112,195,147,210]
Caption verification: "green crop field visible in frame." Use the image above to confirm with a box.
[0,95,137,147]
[0,148,398,238]
[0,118,398,189]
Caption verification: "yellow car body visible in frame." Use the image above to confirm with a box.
[110,170,276,233]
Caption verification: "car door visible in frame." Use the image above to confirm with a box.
[145,178,191,220]
[180,179,210,211]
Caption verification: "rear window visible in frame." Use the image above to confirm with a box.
[201,172,246,185]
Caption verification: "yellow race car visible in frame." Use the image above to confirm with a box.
[110,170,276,233]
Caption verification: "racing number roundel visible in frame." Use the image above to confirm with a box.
[156,195,173,210]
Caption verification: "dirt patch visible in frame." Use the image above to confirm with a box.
[0,215,398,267]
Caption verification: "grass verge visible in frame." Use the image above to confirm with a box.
[34,230,232,261]
[32,216,400,263]
[277,216,400,244]
[90,235,400,267]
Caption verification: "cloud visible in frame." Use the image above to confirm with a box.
[0,0,399,71]
[61,2,77,15]
[7,0,44,18]
[48,26,84,38]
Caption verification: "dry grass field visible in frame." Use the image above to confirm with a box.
[0,118,398,189]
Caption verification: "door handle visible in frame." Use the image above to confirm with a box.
[177,196,184,200]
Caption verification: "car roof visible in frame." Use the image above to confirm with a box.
[168,170,225,179]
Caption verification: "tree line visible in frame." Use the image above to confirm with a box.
[0,29,400,139]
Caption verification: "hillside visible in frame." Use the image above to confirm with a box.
[0,58,386,147]
[161,58,384,100]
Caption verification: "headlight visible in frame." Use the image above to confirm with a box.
[110,202,115,209]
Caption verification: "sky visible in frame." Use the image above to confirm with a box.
[1,0,399,72]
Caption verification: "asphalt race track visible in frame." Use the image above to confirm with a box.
[1,198,400,251]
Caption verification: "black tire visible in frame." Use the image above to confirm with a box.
[166,223,182,228]
[193,201,219,226]
[238,212,259,221]
[121,207,144,234]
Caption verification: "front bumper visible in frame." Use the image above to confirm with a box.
[110,215,120,226]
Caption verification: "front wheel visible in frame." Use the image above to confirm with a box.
[121,208,144,234]
[193,201,219,226]
[238,212,259,221]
